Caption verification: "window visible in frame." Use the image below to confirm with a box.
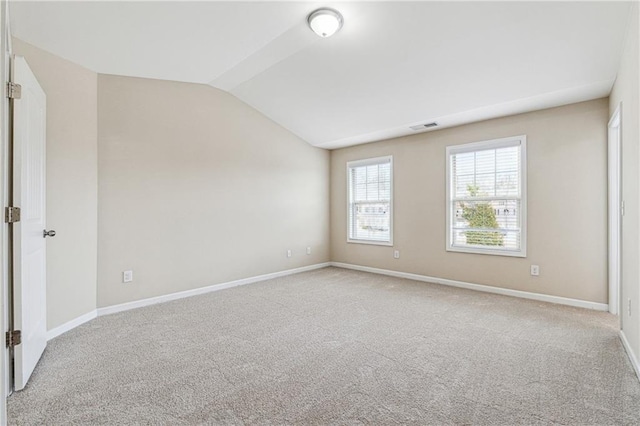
[446,136,526,257]
[347,156,393,245]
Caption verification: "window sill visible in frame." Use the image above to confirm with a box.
[446,246,526,258]
[347,239,393,247]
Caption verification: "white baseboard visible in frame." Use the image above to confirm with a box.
[330,262,609,311]
[620,330,640,381]
[47,309,97,341]
[97,262,331,317]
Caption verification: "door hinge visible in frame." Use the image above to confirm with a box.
[7,82,21,99]
[6,330,21,348]
[5,206,20,223]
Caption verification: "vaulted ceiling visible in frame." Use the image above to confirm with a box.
[10,1,632,149]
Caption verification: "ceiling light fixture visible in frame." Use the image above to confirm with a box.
[307,8,343,38]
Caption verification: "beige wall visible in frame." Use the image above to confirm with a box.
[97,75,329,308]
[12,38,98,330]
[610,3,640,364]
[331,99,609,304]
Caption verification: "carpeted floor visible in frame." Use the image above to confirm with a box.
[8,267,640,425]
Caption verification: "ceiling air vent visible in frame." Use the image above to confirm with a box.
[410,122,438,131]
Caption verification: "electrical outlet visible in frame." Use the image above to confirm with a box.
[287,250,292,258]
[530,265,539,276]
[393,250,400,259]
[306,247,311,255]
[123,270,133,283]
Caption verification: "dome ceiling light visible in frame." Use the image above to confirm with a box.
[307,8,343,38]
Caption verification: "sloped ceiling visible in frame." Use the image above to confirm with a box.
[10,1,631,149]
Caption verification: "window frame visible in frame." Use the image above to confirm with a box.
[346,155,394,246]
[445,135,527,257]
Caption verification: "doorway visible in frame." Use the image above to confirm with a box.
[608,103,621,316]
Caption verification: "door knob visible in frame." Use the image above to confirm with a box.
[43,230,56,238]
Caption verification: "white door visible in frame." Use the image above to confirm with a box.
[11,55,47,391]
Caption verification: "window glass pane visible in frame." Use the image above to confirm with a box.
[451,229,520,251]
[354,184,367,202]
[454,174,475,198]
[475,173,495,196]
[494,199,520,230]
[496,171,519,197]
[352,202,390,242]
[475,150,495,175]
[496,146,519,172]
[379,181,391,200]
[366,164,379,183]
[453,200,521,230]
[453,152,474,175]
[354,167,366,185]
[366,181,379,201]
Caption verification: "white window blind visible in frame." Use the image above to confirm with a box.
[446,136,526,257]
[347,156,393,245]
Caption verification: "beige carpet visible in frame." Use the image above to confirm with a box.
[8,267,640,425]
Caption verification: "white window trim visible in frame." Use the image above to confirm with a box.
[346,155,393,246]
[445,135,527,257]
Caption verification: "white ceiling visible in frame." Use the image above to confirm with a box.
[10,1,631,149]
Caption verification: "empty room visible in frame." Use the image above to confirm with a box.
[0,0,638,424]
